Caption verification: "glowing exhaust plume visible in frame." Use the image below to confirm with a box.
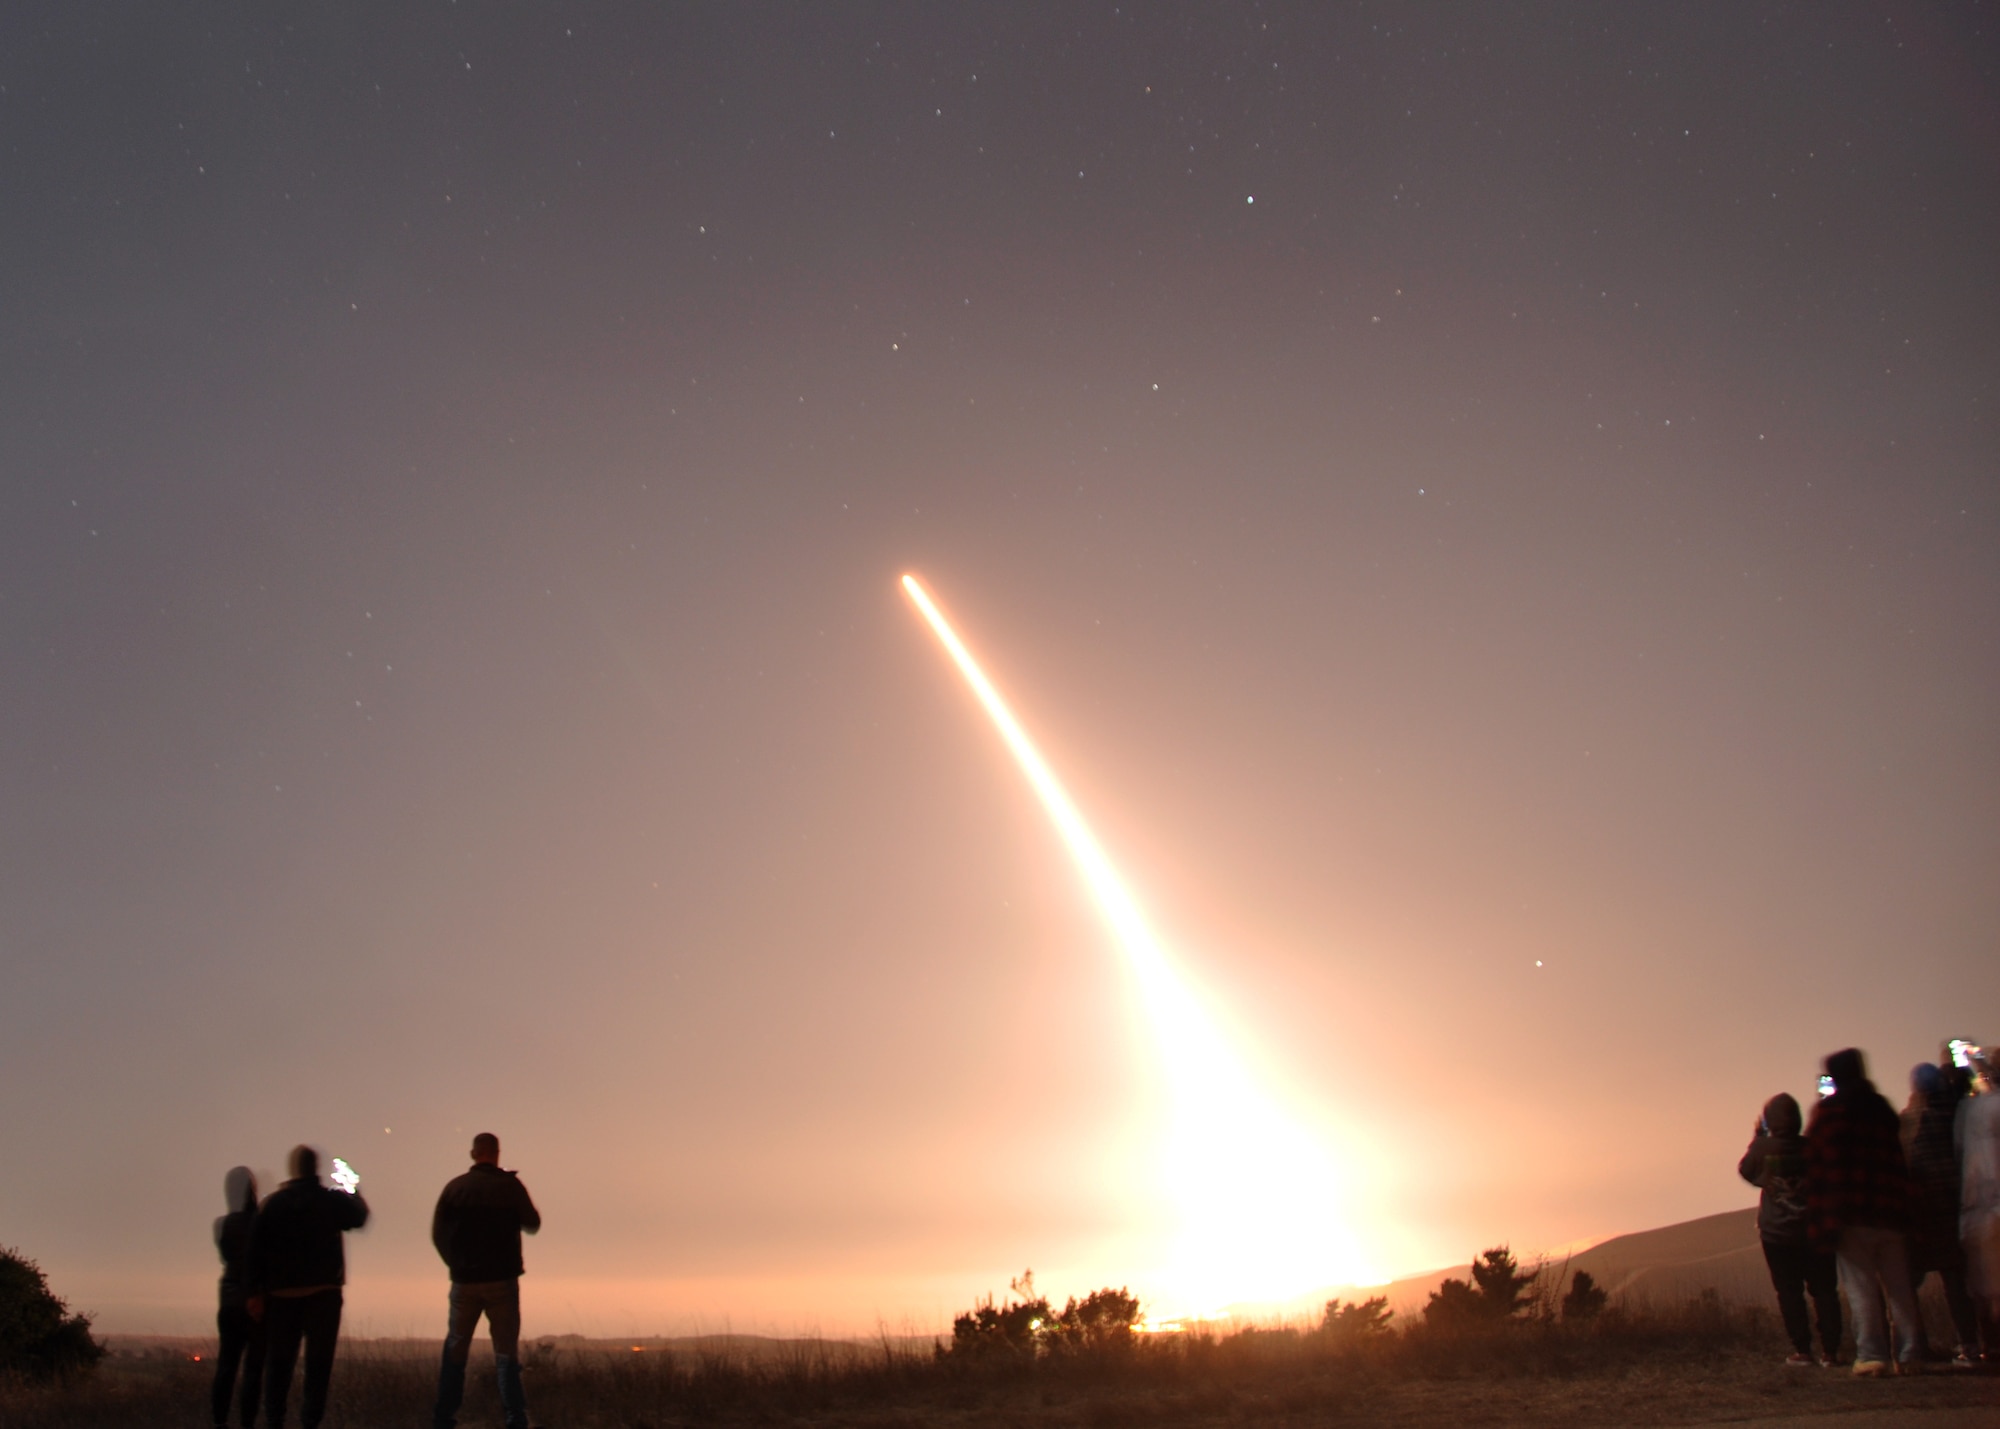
[901,573,1377,1314]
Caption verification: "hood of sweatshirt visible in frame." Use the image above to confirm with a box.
[224,1165,257,1214]
[1762,1093,1802,1137]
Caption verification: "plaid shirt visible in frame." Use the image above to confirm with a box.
[1804,1082,1914,1249]
[1902,1094,1965,1249]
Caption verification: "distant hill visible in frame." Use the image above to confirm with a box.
[1369,1208,1765,1319]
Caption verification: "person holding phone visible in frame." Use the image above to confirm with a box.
[1805,1048,1922,1377]
[246,1145,370,1429]
[1739,1093,1841,1365]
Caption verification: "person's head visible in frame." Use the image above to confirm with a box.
[1760,1092,1802,1136]
[223,1166,257,1212]
[471,1132,500,1165]
[289,1144,320,1183]
[1912,1063,1944,1097]
[1824,1047,1868,1092]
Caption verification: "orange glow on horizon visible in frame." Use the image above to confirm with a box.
[901,572,1380,1313]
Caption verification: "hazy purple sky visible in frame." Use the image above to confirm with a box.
[2,3,1995,1335]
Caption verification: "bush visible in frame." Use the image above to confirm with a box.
[1424,1246,1538,1326]
[1045,1287,1142,1355]
[946,1272,1142,1362]
[0,1247,103,1380]
[947,1270,1053,1362]
[1319,1294,1394,1349]
[1561,1270,1608,1322]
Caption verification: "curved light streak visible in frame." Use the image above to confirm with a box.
[901,573,1376,1314]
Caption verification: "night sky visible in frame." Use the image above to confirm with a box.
[3,4,1996,1335]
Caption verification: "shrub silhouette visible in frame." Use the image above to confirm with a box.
[946,1271,1142,1360]
[947,1270,1051,1361]
[1319,1295,1394,1348]
[1422,1276,1484,1325]
[1044,1286,1141,1354]
[950,1300,1048,1360]
[0,1246,103,1380]
[1562,1269,1609,1321]
[1424,1246,1538,1325]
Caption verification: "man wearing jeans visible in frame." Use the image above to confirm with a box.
[1805,1047,1922,1376]
[247,1146,370,1429]
[431,1132,542,1429]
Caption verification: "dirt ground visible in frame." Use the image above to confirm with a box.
[906,1359,2000,1428]
[1715,1411,2000,1429]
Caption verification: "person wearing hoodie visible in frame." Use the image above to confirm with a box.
[210,1166,265,1429]
[1739,1092,1841,1365]
[247,1145,370,1429]
[1805,1047,1921,1377]
[430,1132,542,1429]
[1900,1063,1982,1366]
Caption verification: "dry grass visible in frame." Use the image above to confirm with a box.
[6,1303,1995,1428]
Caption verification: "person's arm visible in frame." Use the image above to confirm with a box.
[244,1207,267,1319]
[515,1177,541,1235]
[1801,1115,1836,1252]
[343,1191,371,1231]
[1737,1134,1766,1186]
[432,1186,454,1264]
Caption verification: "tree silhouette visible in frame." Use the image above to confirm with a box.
[1422,1276,1484,1325]
[1320,1295,1394,1346]
[1424,1246,1538,1325]
[0,1247,102,1380]
[1469,1246,1537,1318]
[1561,1269,1608,1321]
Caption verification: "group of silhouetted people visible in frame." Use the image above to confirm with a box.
[1739,1043,2000,1376]
[208,1133,541,1429]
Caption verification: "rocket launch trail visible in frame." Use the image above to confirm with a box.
[900,573,1375,1313]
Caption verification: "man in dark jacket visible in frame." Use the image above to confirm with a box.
[1805,1047,1920,1376]
[1739,1092,1841,1364]
[247,1145,370,1429]
[211,1166,265,1429]
[431,1132,542,1429]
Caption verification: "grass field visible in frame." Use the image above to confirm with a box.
[6,1301,1997,1428]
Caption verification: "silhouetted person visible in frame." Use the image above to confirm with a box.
[1805,1047,1920,1376]
[1900,1063,1982,1364]
[1739,1093,1841,1364]
[248,1145,369,1429]
[1960,1049,2000,1360]
[211,1167,265,1428]
[431,1132,541,1429]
